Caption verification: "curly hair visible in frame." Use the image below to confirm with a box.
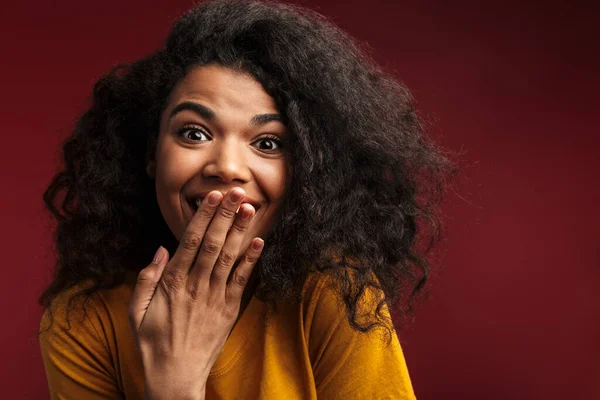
[39,0,453,335]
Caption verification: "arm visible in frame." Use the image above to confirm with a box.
[39,291,123,399]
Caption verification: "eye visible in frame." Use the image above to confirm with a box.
[177,126,211,142]
[252,135,283,152]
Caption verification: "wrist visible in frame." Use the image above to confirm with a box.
[143,382,206,400]
[142,365,208,400]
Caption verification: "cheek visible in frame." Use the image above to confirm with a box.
[155,147,184,200]
[259,159,288,204]
[155,139,201,195]
[154,139,198,237]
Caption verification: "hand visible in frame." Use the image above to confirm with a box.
[128,188,264,400]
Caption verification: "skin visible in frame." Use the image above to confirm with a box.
[129,65,288,400]
[154,64,288,255]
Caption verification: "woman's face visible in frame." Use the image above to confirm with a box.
[154,65,288,257]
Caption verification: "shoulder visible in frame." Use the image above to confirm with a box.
[300,270,391,335]
[38,274,137,397]
[299,271,416,399]
[39,272,137,337]
[39,272,138,369]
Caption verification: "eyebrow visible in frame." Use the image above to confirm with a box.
[169,101,283,126]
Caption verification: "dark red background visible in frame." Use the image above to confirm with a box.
[2,1,598,399]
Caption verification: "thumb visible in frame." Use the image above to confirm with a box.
[128,246,169,332]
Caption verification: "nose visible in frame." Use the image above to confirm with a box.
[201,137,251,184]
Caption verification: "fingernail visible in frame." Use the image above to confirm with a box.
[240,205,253,220]
[208,192,222,205]
[152,246,165,264]
[230,189,244,202]
[252,238,264,250]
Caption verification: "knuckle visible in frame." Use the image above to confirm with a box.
[160,268,181,293]
[202,238,222,256]
[244,254,259,265]
[182,234,203,250]
[199,206,214,219]
[218,207,236,219]
[233,272,248,287]
[216,250,236,269]
[137,268,154,283]
[229,222,247,235]
[186,284,201,301]
[224,305,239,319]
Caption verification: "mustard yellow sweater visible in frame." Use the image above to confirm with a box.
[39,271,416,399]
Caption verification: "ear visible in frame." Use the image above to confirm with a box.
[146,161,156,179]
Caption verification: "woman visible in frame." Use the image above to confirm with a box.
[39,0,452,398]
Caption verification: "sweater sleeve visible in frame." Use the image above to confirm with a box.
[39,287,123,400]
[303,274,416,400]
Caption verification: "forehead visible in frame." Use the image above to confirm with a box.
[165,65,279,116]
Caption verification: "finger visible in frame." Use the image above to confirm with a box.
[204,203,255,289]
[225,238,264,305]
[189,188,245,282]
[166,191,223,283]
[128,247,169,332]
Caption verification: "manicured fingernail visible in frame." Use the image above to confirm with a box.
[152,246,165,264]
[252,238,264,250]
[208,192,222,205]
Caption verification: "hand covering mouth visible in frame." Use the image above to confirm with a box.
[187,194,261,213]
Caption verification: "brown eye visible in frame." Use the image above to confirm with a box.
[252,136,282,152]
[178,127,211,141]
